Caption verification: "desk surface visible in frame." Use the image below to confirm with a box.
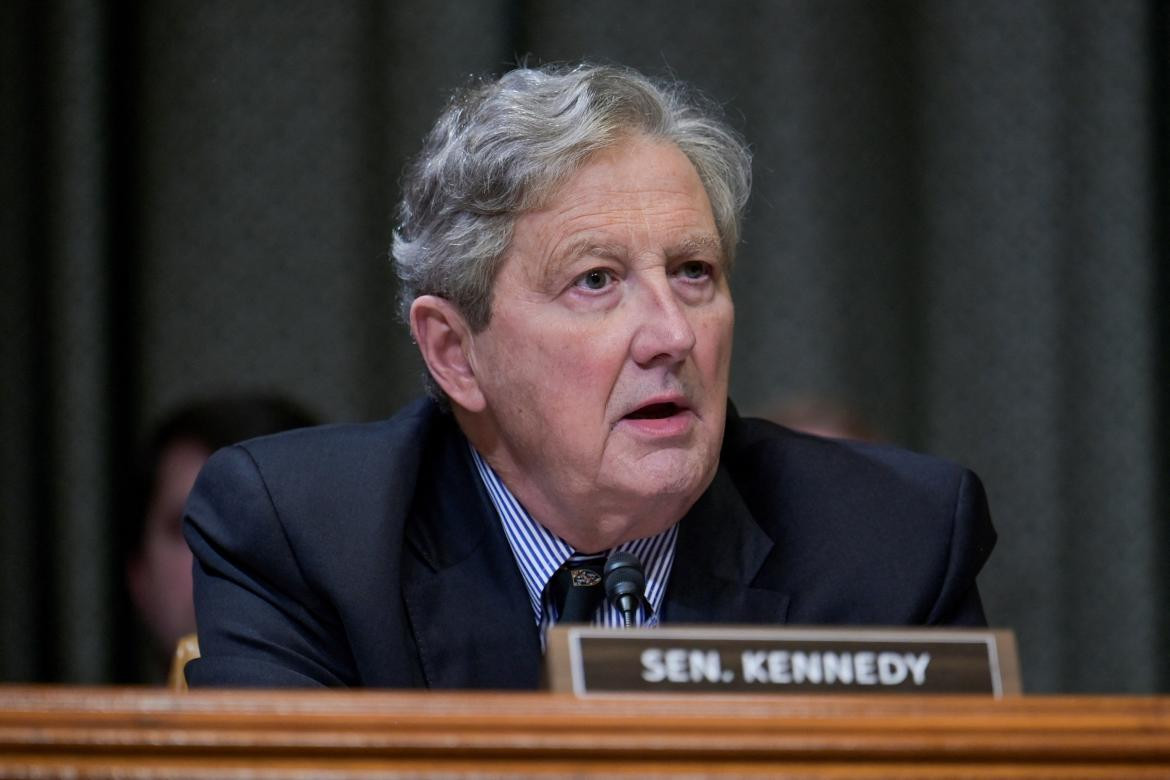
[2,686,1169,777]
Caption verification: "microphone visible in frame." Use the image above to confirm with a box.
[603,551,646,628]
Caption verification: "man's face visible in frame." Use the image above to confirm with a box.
[463,135,734,551]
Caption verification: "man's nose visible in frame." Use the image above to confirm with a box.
[629,278,697,366]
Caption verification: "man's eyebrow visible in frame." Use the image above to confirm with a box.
[560,234,722,262]
[557,238,627,265]
[671,234,723,258]
[539,234,725,284]
[541,239,626,279]
[666,235,728,271]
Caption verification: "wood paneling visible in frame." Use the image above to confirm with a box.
[1,687,1168,777]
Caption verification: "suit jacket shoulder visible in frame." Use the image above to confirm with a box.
[691,410,996,626]
[183,398,441,687]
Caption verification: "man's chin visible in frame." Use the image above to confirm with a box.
[609,450,716,507]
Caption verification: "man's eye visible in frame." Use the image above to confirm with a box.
[678,261,710,280]
[576,268,613,291]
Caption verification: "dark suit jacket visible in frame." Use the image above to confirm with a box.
[183,397,995,688]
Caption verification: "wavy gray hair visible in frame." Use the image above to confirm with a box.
[392,62,752,332]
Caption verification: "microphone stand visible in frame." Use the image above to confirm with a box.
[603,551,647,628]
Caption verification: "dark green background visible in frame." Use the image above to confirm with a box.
[2,0,1167,692]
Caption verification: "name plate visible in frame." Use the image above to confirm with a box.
[546,626,1020,697]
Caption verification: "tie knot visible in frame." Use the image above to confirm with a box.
[548,555,607,624]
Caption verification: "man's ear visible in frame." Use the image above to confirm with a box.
[409,295,486,412]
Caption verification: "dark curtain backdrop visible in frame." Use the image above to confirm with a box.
[1,0,1166,692]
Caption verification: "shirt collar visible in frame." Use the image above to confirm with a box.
[469,444,677,632]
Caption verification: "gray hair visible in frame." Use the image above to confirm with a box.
[392,63,752,334]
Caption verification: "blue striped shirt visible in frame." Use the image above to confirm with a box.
[469,445,677,647]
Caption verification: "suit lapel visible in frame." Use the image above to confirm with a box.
[662,464,791,625]
[401,416,542,689]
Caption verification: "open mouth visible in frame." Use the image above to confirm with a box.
[625,402,686,420]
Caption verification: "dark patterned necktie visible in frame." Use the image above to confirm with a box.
[548,555,607,623]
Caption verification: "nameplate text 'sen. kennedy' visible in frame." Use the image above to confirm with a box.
[545,626,1020,697]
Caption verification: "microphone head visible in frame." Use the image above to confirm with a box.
[603,551,646,605]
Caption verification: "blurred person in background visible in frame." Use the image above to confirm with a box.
[761,395,880,442]
[122,395,317,683]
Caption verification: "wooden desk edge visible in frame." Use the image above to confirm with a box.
[1,688,1168,778]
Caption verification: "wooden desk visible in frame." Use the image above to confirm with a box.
[2,687,1168,777]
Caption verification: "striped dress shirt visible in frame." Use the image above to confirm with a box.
[469,445,677,648]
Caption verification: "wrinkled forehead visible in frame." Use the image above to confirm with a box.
[512,138,721,268]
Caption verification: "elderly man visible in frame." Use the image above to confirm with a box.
[184,63,995,688]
